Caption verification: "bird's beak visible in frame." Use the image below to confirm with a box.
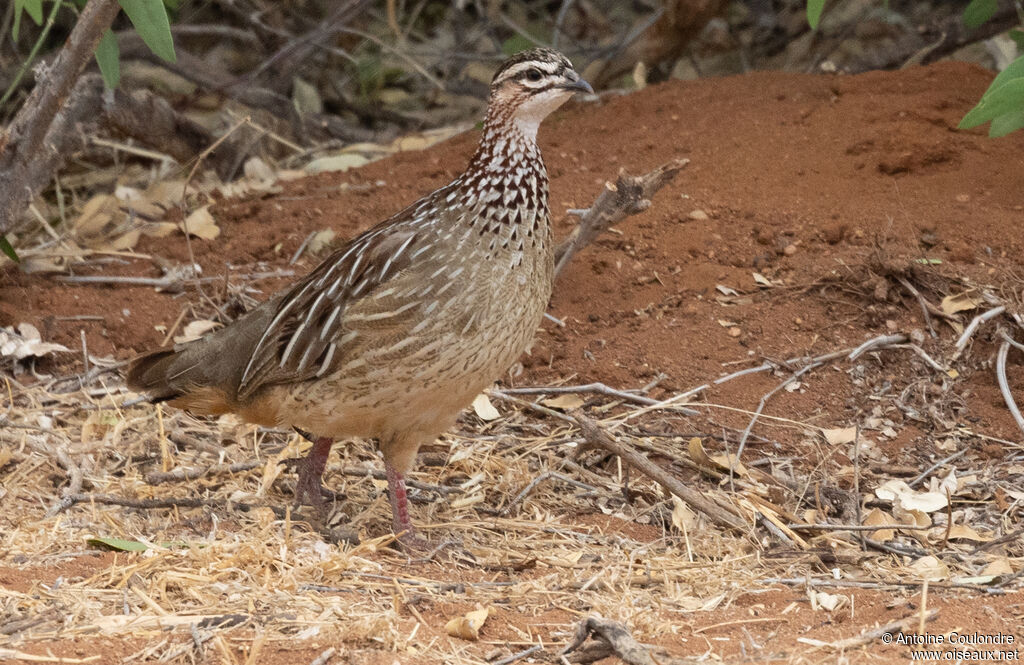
[561,77,594,95]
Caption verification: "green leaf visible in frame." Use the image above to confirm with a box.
[806,0,826,30]
[963,0,997,29]
[95,29,120,88]
[0,235,19,263]
[987,53,1024,92]
[118,0,176,63]
[12,0,44,41]
[1010,29,1024,52]
[501,34,535,56]
[989,108,1024,137]
[959,77,1024,129]
[16,0,44,25]
[87,537,148,552]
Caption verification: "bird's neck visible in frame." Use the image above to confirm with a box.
[464,106,545,181]
[453,106,551,251]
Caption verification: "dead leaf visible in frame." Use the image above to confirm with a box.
[471,394,499,421]
[715,284,739,296]
[982,557,1014,576]
[863,508,898,541]
[174,319,220,344]
[821,427,856,445]
[143,179,187,208]
[909,555,950,581]
[688,438,746,476]
[945,524,990,542]
[671,496,698,533]
[181,206,220,240]
[875,479,947,513]
[940,291,983,316]
[307,229,337,255]
[0,323,70,361]
[444,607,491,641]
[141,221,178,238]
[81,410,121,443]
[243,157,276,183]
[542,394,585,410]
[752,272,773,287]
[305,153,370,174]
[809,590,847,611]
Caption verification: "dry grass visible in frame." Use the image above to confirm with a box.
[2,302,1023,663]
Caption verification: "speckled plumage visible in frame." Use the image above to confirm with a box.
[126,48,592,547]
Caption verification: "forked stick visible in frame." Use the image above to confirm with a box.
[555,158,689,276]
[571,412,747,531]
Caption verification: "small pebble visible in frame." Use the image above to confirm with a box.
[783,244,797,256]
[688,209,709,221]
[728,327,742,337]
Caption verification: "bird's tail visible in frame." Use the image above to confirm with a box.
[125,347,204,403]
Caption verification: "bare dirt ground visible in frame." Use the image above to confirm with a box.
[2,61,1024,663]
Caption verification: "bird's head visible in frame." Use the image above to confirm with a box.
[487,47,593,139]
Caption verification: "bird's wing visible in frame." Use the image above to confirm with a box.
[237,222,427,397]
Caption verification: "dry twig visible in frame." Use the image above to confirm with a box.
[571,412,746,531]
[554,159,689,276]
[562,616,658,665]
[0,0,121,235]
[995,337,1024,438]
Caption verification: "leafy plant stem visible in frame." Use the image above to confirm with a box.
[0,0,64,108]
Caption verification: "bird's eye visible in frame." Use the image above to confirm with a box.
[525,68,542,82]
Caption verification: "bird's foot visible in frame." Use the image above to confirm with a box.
[385,463,472,561]
[291,436,336,510]
[293,472,338,509]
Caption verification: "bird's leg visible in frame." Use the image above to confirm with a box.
[385,461,430,551]
[293,436,336,508]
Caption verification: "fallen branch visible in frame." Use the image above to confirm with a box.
[554,159,689,276]
[954,305,1006,357]
[493,646,543,665]
[995,338,1024,438]
[56,269,295,292]
[561,616,658,665]
[498,471,598,516]
[146,460,262,485]
[571,412,746,531]
[734,360,822,467]
[0,0,122,236]
[55,492,286,518]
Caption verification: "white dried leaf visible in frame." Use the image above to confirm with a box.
[305,153,370,174]
[671,496,698,533]
[243,157,276,183]
[0,323,70,361]
[307,229,337,255]
[821,427,856,445]
[174,319,220,344]
[471,394,499,421]
[875,479,948,513]
[809,590,847,612]
[909,555,950,581]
